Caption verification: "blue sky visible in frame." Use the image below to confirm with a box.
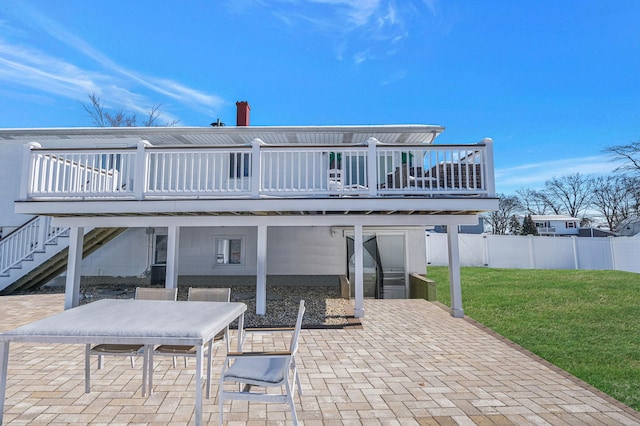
[1,0,639,194]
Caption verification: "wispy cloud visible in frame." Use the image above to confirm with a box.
[0,4,224,123]
[248,0,434,66]
[495,156,617,194]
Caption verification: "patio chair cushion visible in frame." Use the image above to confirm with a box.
[90,344,144,354]
[223,355,289,385]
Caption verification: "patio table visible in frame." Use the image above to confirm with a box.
[0,298,246,426]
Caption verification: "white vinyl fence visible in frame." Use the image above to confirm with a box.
[426,233,640,274]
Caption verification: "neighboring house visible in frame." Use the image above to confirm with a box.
[531,215,579,236]
[432,217,485,235]
[577,227,617,238]
[0,102,498,318]
[616,217,640,237]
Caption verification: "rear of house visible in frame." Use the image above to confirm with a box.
[0,107,498,318]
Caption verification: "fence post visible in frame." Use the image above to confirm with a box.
[609,236,617,271]
[134,140,151,200]
[572,236,579,269]
[19,142,41,200]
[528,234,535,269]
[367,137,379,197]
[483,234,489,266]
[251,138,263,199]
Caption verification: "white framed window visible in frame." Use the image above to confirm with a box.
[215,237,244,266]
[566,221,576,228]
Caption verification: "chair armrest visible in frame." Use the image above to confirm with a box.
[227,350,292,357]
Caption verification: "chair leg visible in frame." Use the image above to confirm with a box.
[219,385,224,425]
[130,355,136,368]
[98,354,104,369]
[285,380,299,426]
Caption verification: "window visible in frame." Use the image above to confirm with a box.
[229,153,250,178]
[215,238,243,265]
[566,222,576,228]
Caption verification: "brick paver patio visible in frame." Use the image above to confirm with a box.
[1,293,639,425]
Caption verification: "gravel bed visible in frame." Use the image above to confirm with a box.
[28,284,353,328]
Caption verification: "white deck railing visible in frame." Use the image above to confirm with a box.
[20,138,495,201]
[0,216,68,276]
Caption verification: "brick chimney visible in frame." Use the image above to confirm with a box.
[236,101,250,126]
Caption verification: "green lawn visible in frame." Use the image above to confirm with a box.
[426,266,640,411]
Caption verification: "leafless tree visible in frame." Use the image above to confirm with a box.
[516,188,552,215]
[485,194,522,235]
[540,173,593,219]
[591,175,640,231]
[82,93,179,127]
[604,141,640,176]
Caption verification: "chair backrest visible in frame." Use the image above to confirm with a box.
[187,287,231,302]
[289,300,306,356]
[134,287,178,300]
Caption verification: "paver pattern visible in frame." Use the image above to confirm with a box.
[1,294,639,425]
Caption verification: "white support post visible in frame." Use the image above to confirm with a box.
[65,226,84,310]
[354,224,365,318]
[572,236,579,270]
[19,142,41,200]
[482,138,495,196]
[0,341,9,425]
[36,216,48,252]
[366,137,379,197]
[251,139,263,199]
[134,140,151,200]
[165,226,180,289]
[256,225,268,315]
[447,225,464,318]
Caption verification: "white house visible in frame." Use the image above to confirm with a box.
[531,215,579,236]
[0,103,498,318]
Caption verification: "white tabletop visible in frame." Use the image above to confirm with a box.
[0,299,247,346]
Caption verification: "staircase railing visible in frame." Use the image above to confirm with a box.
[0,216,69,276]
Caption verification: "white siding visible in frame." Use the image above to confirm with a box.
[81,228,149,276]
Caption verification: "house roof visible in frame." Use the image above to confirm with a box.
[531,215,578,221]
[0,125,445,146]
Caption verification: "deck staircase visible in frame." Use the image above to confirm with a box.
[0,217,125,294]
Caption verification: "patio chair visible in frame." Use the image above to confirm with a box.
[84,287,177,395]
[218,299,305,426]
[149,287,231,398]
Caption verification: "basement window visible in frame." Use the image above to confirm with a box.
[215,237,244,265]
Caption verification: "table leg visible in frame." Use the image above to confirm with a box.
[237,312,245,351]
[84,344,91,393]
[195,344,203,426]
[206,339,213,399]
[142,344,151,397]
[0,342,9,425]
[147,345,154,396]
